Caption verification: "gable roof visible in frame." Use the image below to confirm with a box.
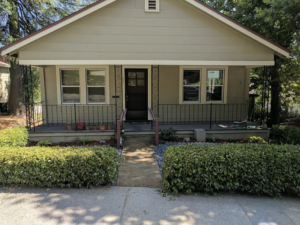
[0,59,10,68]
[0,0,290,57]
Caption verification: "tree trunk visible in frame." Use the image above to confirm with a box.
[7,0,22,116]
[270,57,282,125]
[8,59,23,116]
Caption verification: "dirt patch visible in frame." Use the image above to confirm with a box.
[175,137,258,144]
[0,115,26,130]
[28,139,113,147]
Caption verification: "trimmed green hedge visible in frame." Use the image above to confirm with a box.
[162,144,300,196]
[0,126,28,147]
[270,125,300,145]
[0,146,119,188]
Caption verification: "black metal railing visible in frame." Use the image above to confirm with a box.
[31,104,116,131]
[158,101,262,128]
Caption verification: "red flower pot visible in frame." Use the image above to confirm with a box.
[76,126,84,130]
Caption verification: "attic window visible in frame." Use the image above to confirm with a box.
[145,0,159,12]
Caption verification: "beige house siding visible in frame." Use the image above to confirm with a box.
[19,0,274,62]
[40,65,249,106]
[159,65,249,105]
[227,66,249,104]
[0,68,9,102]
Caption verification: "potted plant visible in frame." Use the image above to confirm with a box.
[107,124,111,130]
[92,124,97,130]
[76,122,85,130]
[99,122,105,131]
[86,124,90,130]
[67,122,72,130]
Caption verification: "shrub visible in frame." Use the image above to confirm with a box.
[0,126,28,147]
[79,139,89,145]
[159,128,179,142]
[249,136,265,143]
[37,140,52,147]
[270,125,300,145]
[0,146,120,188]
[162,144,300,196]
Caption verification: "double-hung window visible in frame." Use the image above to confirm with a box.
[61,69,80,104]
[182,69,201,103]
[206,69,224,102]
[86,69,106,104]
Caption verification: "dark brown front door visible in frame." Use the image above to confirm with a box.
[125,69,148,121]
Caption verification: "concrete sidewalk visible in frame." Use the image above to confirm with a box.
[0,186,299,225]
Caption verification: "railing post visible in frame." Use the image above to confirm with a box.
[210,103,212,129]
[117,120,121,149]
[74,104,77,131]
[155,118,159,146]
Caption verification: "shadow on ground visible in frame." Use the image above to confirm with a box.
[1,187,300,225]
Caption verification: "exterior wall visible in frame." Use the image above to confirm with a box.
[19,0,274,62]
[159,65,249,105]
[39,66,57,105]
[158,65,179,104]
[0,67,9,103]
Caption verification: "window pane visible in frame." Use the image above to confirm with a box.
[128,72,136,79]
[128,79,136,86]
[87,70,105,86]
[62,87,80,103]
[61,70,79,85]
[206,86,223,101]
[207,70,223,85]
[137,72,144,79]
[137,80,145,86]
[183,70,200,85]
[183,87,199,101]
[88,87,105,103]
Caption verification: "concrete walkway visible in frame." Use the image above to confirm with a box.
[117,136,162,188]
[0,186,300,225]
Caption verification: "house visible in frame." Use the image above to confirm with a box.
[0,0,289,142]
[0,59,10,113]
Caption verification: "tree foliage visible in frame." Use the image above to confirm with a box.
[202,0,300,124]
[0,0,95,115]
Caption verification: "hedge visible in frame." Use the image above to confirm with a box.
[0,126,28,147]
[162,144,300,196]
[0,146,119,188]
[270,125,300,145]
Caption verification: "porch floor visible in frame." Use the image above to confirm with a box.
[124,121,254,132]
[29,125,115,133]
[29,121,260,133]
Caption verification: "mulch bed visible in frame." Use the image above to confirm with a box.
[28,139,113,147]
[176,137,251,144]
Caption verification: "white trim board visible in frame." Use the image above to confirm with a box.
[20,60,275,66]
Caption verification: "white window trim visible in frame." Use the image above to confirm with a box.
[145,0,160,12]
[206,69,225,103]
[60,69,81,105]
[179,66,228,104]
[182,69,201,104]
[86,68,108,105]
[56,65,110,105]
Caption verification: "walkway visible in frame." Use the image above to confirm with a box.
[1,186,299,225]
[117,136,162,188]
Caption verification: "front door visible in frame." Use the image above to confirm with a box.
[125,69,148,121]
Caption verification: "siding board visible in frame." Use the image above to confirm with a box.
[20,0,274,62]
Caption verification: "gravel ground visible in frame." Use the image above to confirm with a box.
[154,142,219,175]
